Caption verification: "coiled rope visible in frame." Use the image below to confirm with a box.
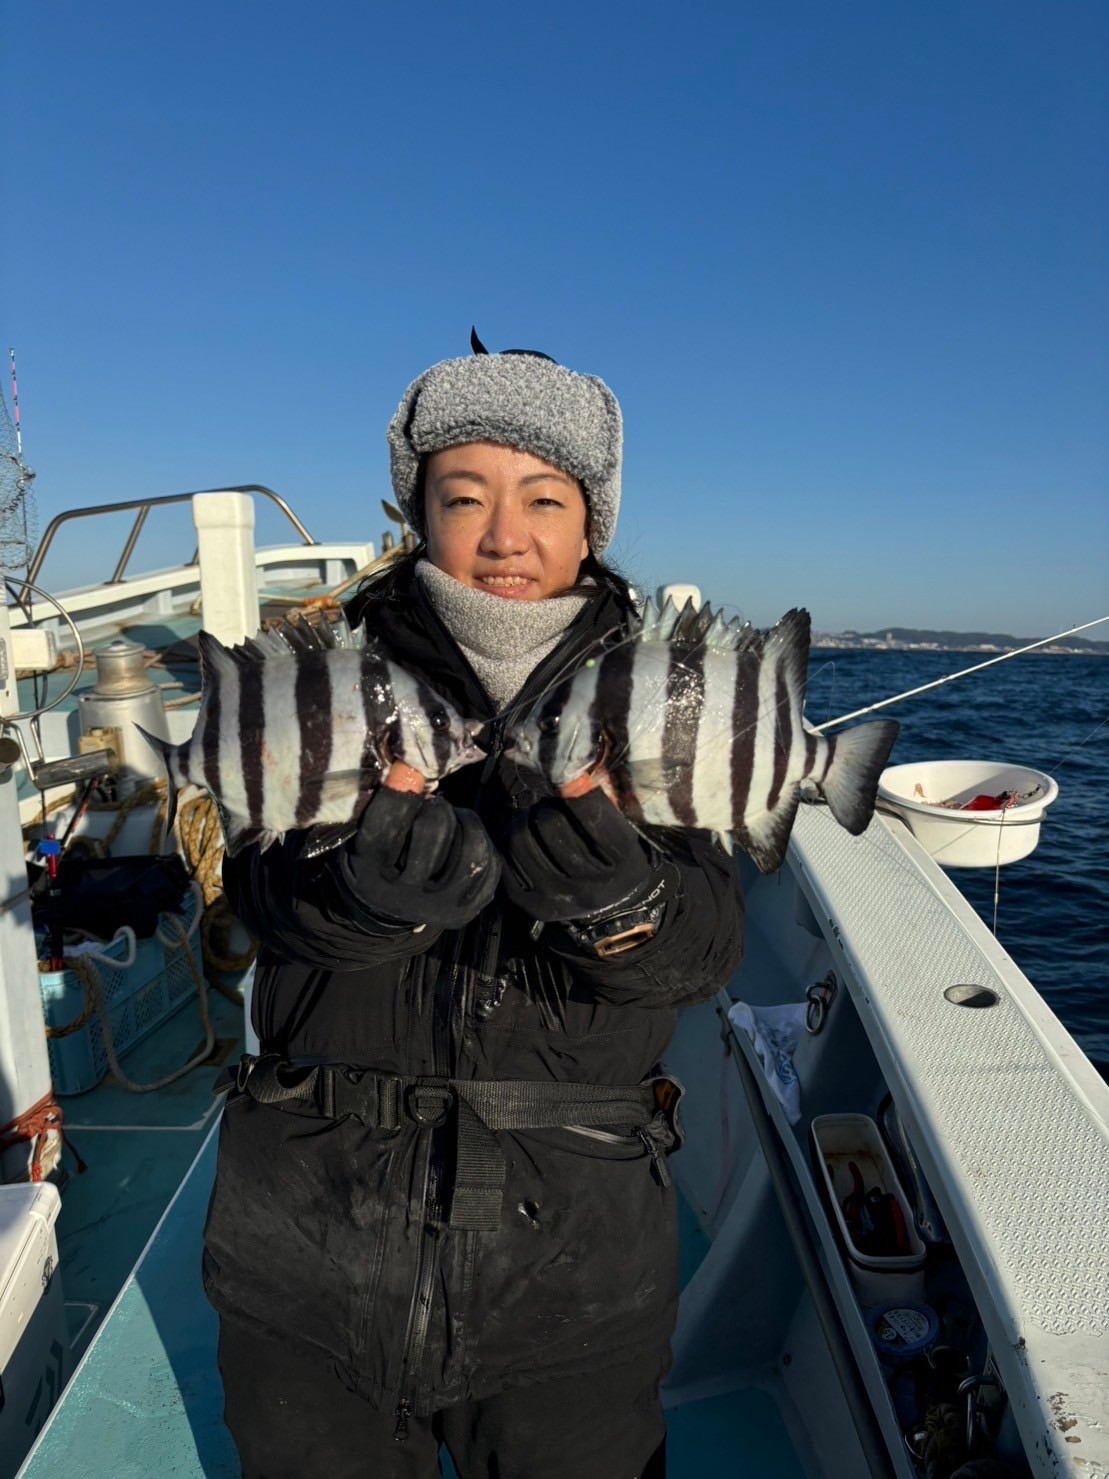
[48,884,217,1094]
[58,777,256,984]
[37,778,256,1098]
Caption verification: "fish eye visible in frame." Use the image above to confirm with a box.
[538,714,560,735]
[430,709,451,733]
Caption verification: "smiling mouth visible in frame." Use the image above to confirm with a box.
[477,575,533,590]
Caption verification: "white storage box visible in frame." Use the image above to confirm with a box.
[877,759,1057,868]
[0,1183,69,1475]
[811,1113,926,1306]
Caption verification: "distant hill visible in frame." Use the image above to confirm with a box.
[812,626,1108,655]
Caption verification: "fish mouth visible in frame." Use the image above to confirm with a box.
[502,728,531,763]
[458,721,487,765]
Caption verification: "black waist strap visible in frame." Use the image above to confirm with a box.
[216,1054,680,1233]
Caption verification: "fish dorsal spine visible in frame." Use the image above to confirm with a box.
[637,596,756,655]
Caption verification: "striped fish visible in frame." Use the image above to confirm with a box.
[138,611,484,857]
[507,599,899,874]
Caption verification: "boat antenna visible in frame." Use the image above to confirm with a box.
[1,347,37,576]
[9,350,23,462]
[812,615,1109,733]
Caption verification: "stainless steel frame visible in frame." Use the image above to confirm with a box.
[21,484,316,598]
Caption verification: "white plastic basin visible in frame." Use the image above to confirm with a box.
[877,760,1058,868]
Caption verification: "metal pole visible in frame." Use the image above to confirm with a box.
[110,505,151,584]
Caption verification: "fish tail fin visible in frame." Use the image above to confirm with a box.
[817,720,900,834]
[739,789,801,874]
[134,723,183,835]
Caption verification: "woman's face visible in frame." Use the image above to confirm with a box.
[424,441,590,601]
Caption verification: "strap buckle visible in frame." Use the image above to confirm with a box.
[592,919,658,957]
[405,1082,454,1128]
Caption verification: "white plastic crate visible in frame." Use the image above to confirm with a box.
[40,884,203,1096]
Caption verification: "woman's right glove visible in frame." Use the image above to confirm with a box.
[336,787,500,933]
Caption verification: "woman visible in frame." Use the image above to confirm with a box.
[204,340,745,1479]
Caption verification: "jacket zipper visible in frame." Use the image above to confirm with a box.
[388,580,633,1435]
[393,1139,440,1441]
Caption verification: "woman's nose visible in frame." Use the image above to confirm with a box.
[480,507,528,555]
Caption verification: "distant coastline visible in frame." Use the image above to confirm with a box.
[811,626,1108,656]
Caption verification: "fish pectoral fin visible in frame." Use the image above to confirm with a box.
[738,789,801,874]
[301,821,360,857]
[623,756,673,799]
[315,767,384,800]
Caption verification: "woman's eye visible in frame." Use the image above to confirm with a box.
[430,710,451,733]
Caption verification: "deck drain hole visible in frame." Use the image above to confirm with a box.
[944,984,999,1009]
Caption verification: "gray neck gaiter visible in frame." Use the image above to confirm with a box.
[416,560,588,710]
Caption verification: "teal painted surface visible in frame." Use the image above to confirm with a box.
[676,1182,711,1291]
[665,1388,807,1478]
[56,988,244,1360]
[26,1052,804,1477]
[21,1128,239,1478]
[27,1134,806,1477]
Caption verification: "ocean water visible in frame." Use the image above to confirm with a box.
[805,650,1108,1070]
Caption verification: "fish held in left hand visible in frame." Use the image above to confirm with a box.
[136,612,485,857]
[507,599,898,874]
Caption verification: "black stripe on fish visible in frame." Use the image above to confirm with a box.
[594,643,637,814]
[295,650,334,828]
[729,652,759,835]
[663,645,704,827]
[415,676,453,775]
[239,658,266,829]
[766,664,792,813]
[201,663,221,799]
[359,649,393,779]
[821,734,836,783]
[804,728,819,777]
[537,685,567,781]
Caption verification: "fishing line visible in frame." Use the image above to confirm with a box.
[1045,715,1109,776]
[811,616,1109,733]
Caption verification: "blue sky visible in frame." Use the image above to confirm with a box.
[3,0,1107,635]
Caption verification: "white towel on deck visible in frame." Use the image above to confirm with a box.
[728,1001,807,1125]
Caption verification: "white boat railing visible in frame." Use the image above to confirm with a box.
[17,483,316,599]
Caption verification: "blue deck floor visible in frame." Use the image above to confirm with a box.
[55,986,245,1365]
[23,980,804,1477]
[25,1113,806,1478]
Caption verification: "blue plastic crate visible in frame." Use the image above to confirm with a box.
[41,885,203,1096]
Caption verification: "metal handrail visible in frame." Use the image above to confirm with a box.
[21,484,317,599]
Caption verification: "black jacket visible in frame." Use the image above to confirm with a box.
[202,562,744,1418]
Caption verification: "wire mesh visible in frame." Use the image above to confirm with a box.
[0,371,36,575]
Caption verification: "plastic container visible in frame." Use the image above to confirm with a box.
[877,760,1057,868]
[811,1113,927,1305]
[868,1302,940,1365]
[0,1182,69,1474]
[40,884,202,1096]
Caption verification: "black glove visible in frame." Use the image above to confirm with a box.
[500,790,674,931]
[337,787,500,932]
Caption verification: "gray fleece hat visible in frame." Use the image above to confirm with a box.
[386,341,623,554]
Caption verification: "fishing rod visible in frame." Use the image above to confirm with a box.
[811,615,1109,733]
